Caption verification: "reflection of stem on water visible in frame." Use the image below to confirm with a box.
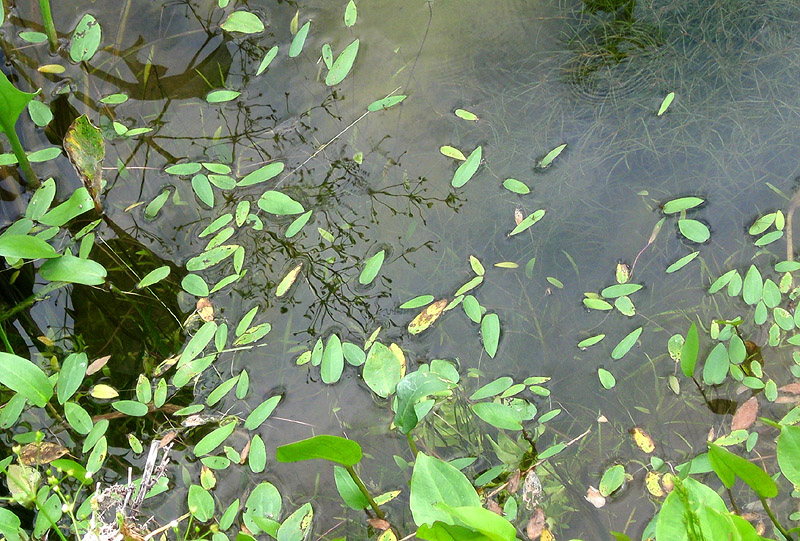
[785,187,800,261]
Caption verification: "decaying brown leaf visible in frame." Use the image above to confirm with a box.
[522,470,544,510]
[240,439,251,464]
[661,472,675,493]
[408,299,448,335]
[731,396,759,431]
[540,529,555,541]
[196,298,214,322]
[779,383,800,395]
[645,471,664,497]
[630,427,655,453]
[507,469,521,493]
[526,507,546,539]
[487,499,502,515]
[585,485,606,508]
[19,441,68,465]
[86,354,111,375]
[514,207,524,226]
[367,518,391,531]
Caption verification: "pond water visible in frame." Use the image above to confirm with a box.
[3,0,800,538]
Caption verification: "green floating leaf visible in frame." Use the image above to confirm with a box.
[40,254,106,285]
[539,143,566,168]
[111,400,148,417]
[285,210,312,238]
[206,90,240,103]
[334,465,367,510]
[663,196,704,214]
[599,464,625,496]
[0,72,38,154]
[678,219,710,243]
[325,39,358,86]
[657,92,675,116]
[276,435,362,466]
[188,485,215,522]
[344,1,357,27]
[57,352,88,405]
[598,368,615,389]
[20,31,47,44]
[63,115,104,209]
[611,327,642,359]
[258,190,304,215]
[454,108,478,121]
[221,11,264,34]
[777,425,800,487]
[481,313,500,358]
[289,21,310,58]
[191,174,214,207]
[509,209,545,236]
[702,343,729,385]
[666,251,699,273]
[99,93,128,105]
[256,46,279,75]
[681,323,699,378]
[276,263,302,297]
[137,266,170,289]
[742,265,763,305]
[600,283,642,298]
[367,95,406,111]
[472,402,521,430]
[26,177,56,221]
[502,178,530,194]
[470,377,513,400]
[181,274,209,296]
[186,245,238,271]
[276,502,313,540]
[359,250,385,285]
[400,295,434,309]
[409,453,481,527]
[362,342,402,398]
[70,14,101,63]
[451,146,481,188]
[245,396,281,430]
[39,187,94,227]
[0,352,53,407]
[166,162,202,175]
[27,147,62,162]
[321,334,344,385]
[584,297,613,310]
[708,443,777,498]
[0,235,57,260]
[28,100,52,127]
[239,162,284,186]
[577,334,605,348]
[194,421,236,456]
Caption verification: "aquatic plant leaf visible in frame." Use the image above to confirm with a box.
[702,343,729,385]
[494,261,518,269]
[359,250,385,285]
[503,178,530,194]
[454,108,478,121]
[451,146,481,188]
[539,143,566,168]
[186,245,238,271]
[276,502,313,540]
[249,434,266,473]
[240,162,284,186]
[583,297,613,310]
[439,145,465,160]
[454,276,483,296]
[509,209,545,236]
[709,269,737,294]
[258,190,304,214]
[611,327,642,360]
[462,295,482,323]
[407,299,447,335]
[749,213,777,235]
[666,251,699,273]
[334,465,368,510]
[221,11,264,34]
[742,265,762,305]
[598,368,615,389]
[755,230,782,247]
[657,92,675,116]
[577,334,605,348]
[321,44,333,69]
[321,334,344,384]
[342,342,366,366]
[194,421,236,456]
[410,453,481,527]
[677,219,710,243]
[111,400,148,417]
[681,323,699,378]
[245,396,281,430]
[344,1,357,26]
[469,255,485,276]
[26,178,56,220]
[599,464,625,496]
[285,210,312,238]
[137,265,170,289]
[206,90,240,103]
[470,377,513,401]
[777,426,800,487]
[472,402,521,430]
[631,427,655,453]
[367,94,406,111]
[69,15,101,62]
[614,296,635,317]
[145,189,170,219]
[0,235,56,259]
[0,353,53,407]
[257,46,279,75]
[191,174,214,207]
[182,274,209,297]
[277,435,362,466]
[40,254,106,285]
[663,196,704,214]
[188,484,214,522]
[99,93,127,104]
[289,21,310,57]
[394,371,454,433]
[243,482,281,535]
[708,443,777,497]
[27,147,62,162]
[400,295,434,309]
[481,313,500,358]
[64,115,104,210]
[363,342,402,397]
[166,162,201,175]
[276,263,302,297]
[0,71,38,146]
[57,352,87,405]
[600,283,642,298]
[27,100,52,126]
[39,187,94,227]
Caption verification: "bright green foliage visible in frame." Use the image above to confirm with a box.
[277,435,362,466]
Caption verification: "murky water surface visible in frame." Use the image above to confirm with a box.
[3,0,800,537]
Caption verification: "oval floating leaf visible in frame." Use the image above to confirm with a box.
[454,108,478,121]
[611,327,642,360]
[258,190,304,215]
[326,39,359,86]
[503,178,530,194]
[408,299,447,335]
[276,263,303,297]
[70,15,101,62]
[256,46,279,75]
[451,146,482,188]
[481,313,500,358]
[289,21,310,58]
[367,95,406,111]
[657,92,675,116]
[359,250,385,285]
[321,334,344,385]
[678,219,710,243]
[539,143,566,168]
[277,435,362,466]
[206,90,240,103]
[663,196,703,214]
[221,11,264,34]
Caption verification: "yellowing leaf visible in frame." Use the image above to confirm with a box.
[276,263,302,297]
[19,442,68,465]
[408,299,447,335]
[494,261,518,268]
[90,383,119,399]
[630,427,655,453]
[645,471,664,497]
[389,343,406,377]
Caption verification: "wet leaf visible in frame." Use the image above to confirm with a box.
[584,297,613,310]
[137,266,170,288]
[321,334,344,384]
[408,299,448,335]
[663,196,703,214]
[289,21,310,57]
[70,14,101,62]
[0,353,53,407]
[186,245,238,271]
[99,93,128,104]
[616,262,631,284]
[731,397,759,431]
[285,210,312,238]
[599,464,625,496]
[363,342,402,397]
[111,400,148,417]
[470,377,513,400]
[400,295,434,309]
[440,145,466,160]
[539,143,566,168]
[57,352,87,404]
[681,323,699,378]
[326,39,359,85]
[191,174,214,207]
[630,427,655,453]
[367,95,406,111]
[145,189,170,219]
[742,265,763,305]
[481,313,500,358]
[258,190,304,214]
[359,249,385,285]
[611,327,642,359]
[0,235,56,260]
[469,255,485,276]
[194,421,236,456]
[578,334,605,348]
[276,263,303,297]
[256,46,279,75]
[600,283,642,298]
[598,368,615,389]
[645,472,664,497]
[344,1,358,26]
[503,178,530,194]
[39,187,94,227]
[614,295,635,316]
[206,90,240,103]
[678,219,710,243]
[666,251,699,273]
[509,209,545,236]
[221,11,264,34]
[451,146,482,188]
[454,108,478,121]
[245,396,281,430]
[657,91,675,116]
[277,435,362,466]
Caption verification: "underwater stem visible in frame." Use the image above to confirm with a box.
[0,281,67,324]
[344,465,384,519]
[759,496,795,541]
[6,123,39,189]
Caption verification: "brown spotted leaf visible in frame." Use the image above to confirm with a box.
[64,114,104,212]
[196,298,214,322]
[19,442,68,465]
[630,427,655,453]
[731,396,759,431]
[526,507,546,539]
[408,299,447,335]
[779,383,800,395]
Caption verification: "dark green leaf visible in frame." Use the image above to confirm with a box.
[276,435,362,466]
[0,353,53,407]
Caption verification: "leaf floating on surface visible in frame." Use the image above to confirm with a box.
[677,219,710,243]
[326,39,359,86]
[63,114,104,211]
[503,178,530,194]
[206,90,240,103]
[220,11,264,34]
[359,250,385,285]
[367,95,406,111]
[454,108,478,121]
[289,21,310,58]
[481,313,500,358]
[399,295,434,309]
[665,251,699,273]
[344,0,357,27]
[408,299,448,335]
[539,143,566,169]
[509,209,545,236]
[70,14,101,62]
[663,196,704,214]
[276,263,303,297]
[451,146,482,188]
[657,92,675,116]
[611,327,642,360]
[630,427,655,453]
[256,46,279,75]
[258,190,304,214]
[440,145,466,161]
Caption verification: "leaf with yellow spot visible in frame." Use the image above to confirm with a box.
[19,442,68,465]
[631,427,655,453]
[374,490,402,505]
[494,261,518,268]
[90,383,119,399]
[200,465,216,490]
[540,528,556,541]
[645,471,664,497]
[389,343,406,377]
[408,299,447,335]
[63,114,104,212]
[276,263,302,297]
[377,530,397,541]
